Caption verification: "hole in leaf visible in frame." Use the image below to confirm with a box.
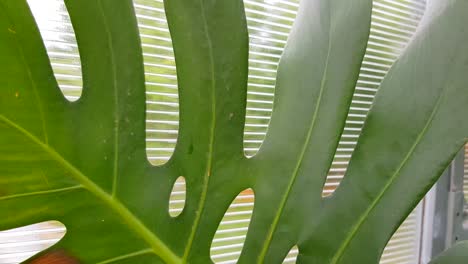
[321,0,427,197]
[169,176,186,217]
[132,0,179,166]
[27,0,83,101]
[0,221,66,263]
[242,0,299,158]
[380,205,422,263]
[283,245,298,263]
[210,188,254,263]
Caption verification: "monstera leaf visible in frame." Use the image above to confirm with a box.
[1,0,468,263]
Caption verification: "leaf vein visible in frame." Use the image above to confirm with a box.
[330,84,449,264]
[97,248,153,264]
[0,114,181,264]
[181,0,217,262]
[257,4,334,262]
[0,185,82,202]
[97,0,120,199]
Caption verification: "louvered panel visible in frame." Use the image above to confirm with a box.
[381,206,422,264]
[282,246,299,264]
[135,0,178,165]
[0,222,65,264]
[168,177,186,217]
[243,0,299,159]
[210,189,254,264]
[25,1,82,101]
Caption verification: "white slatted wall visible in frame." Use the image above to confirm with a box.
[0,0,426,263]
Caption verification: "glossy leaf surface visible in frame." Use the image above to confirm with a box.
[0,0,467,263]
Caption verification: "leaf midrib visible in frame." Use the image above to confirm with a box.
[181,0,217,262]
[95,0,120,198]
[0,115,181,264]
[256,5,334,262]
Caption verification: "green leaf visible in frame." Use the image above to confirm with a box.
[430,241,468,264]
[0,0,467,263]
